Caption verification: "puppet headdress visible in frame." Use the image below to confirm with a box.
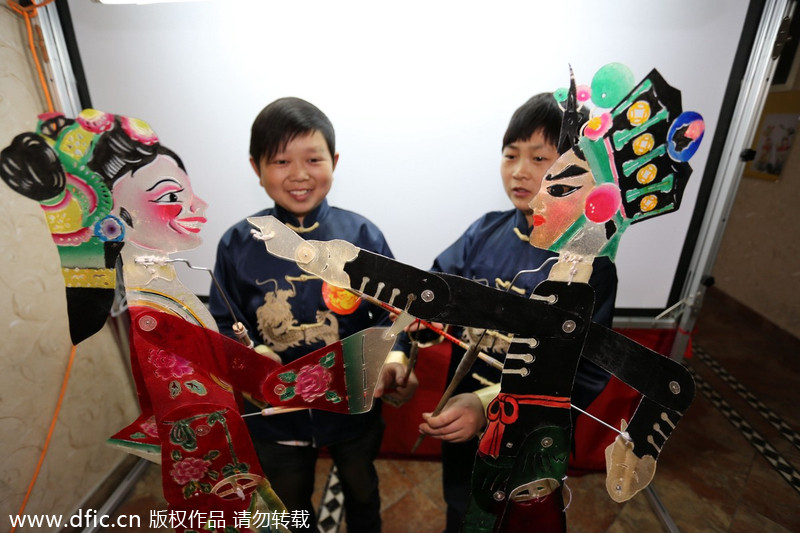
[1,109,161,247]
[577,68,704,224]
[554,63,705,223]
[548,64,705,259]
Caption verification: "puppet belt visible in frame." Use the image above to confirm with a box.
[479,393,570,458]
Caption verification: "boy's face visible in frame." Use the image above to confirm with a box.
[251,130,338,223]
[500,130,560,225]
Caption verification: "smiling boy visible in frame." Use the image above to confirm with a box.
[209,97,416,532]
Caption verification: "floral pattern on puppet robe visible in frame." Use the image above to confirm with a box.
[111,304,397,530]
[118,306,288,532]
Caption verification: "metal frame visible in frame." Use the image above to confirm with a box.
[645,485,681,533]
[80,458,150,533]
[670,0,796,361]
[33,1,82,116]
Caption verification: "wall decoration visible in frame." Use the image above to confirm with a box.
[744,90,800,181]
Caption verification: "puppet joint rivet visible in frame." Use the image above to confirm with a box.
[541,437,553,448]
[139,315,157,331]
[295,244,316,264]
[421,289,435,302]
[562,320,576,333]
[493,491,506,501]
[669,381,681,394]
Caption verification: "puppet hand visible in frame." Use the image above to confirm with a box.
[419,393,486,442]
[604,429,656,502]
[375,362,419,407]
[254,344,282,364]
[248,215,358,287]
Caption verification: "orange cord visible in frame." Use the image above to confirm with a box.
[6,2,79,528]
[7,0,60,113]
[10,343,77,533]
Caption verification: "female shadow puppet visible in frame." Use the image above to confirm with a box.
[248,64,705,532]
[1,110,405,532]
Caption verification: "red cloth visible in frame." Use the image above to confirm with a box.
[127,307,284,530]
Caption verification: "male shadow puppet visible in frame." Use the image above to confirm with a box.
[249,63,704,532]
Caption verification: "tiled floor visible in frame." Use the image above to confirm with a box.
[104,287,800,532]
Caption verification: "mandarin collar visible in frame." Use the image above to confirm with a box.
[272,199,330,231]
[514,208,532,235]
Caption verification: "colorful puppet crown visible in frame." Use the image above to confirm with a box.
[555,63,705,225]
[545,64,705,259]
[581,70,703,223]
[4,109,162,248]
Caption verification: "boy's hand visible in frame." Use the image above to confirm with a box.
[419,393,486,442]
[253,344,282,364]
[374,362,419,407]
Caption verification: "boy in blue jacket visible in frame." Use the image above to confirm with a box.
[417,93,617,532]
[209,97,416,531]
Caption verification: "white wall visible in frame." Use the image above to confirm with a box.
[66,0,750,310]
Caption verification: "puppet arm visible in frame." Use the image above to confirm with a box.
[580,324,696,502]
[248,215,581,339]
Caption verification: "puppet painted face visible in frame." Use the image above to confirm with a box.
[112,154,208,253]
[529,146,624,257]
[529,149,596,250]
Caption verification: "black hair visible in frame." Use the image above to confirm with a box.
[0,132,66,202]
[1,113,184,228]
[88,117,185,190]
[249,97,336,165]
[502,92,563,151]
